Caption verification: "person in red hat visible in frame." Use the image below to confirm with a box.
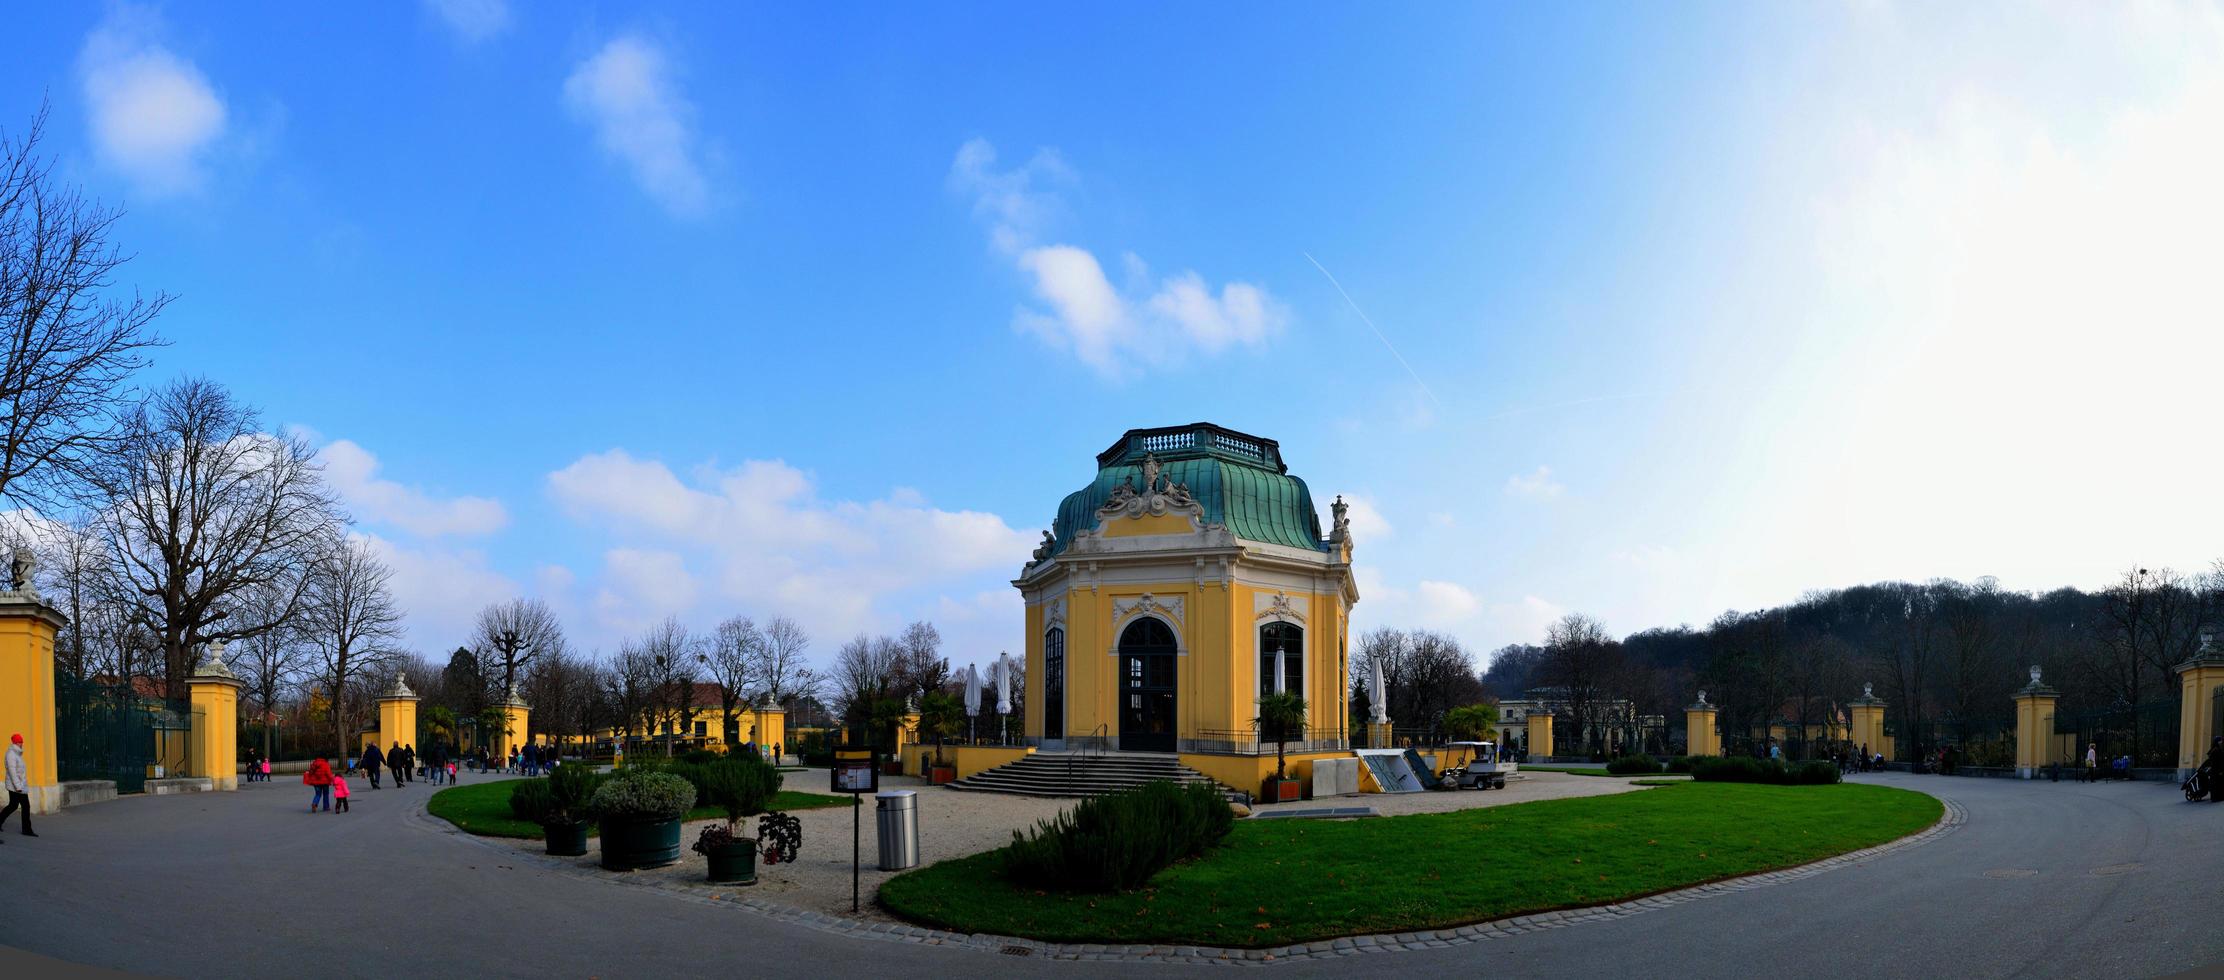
[0,732,33,838]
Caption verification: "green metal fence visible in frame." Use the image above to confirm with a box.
[54,675,199,794]
[2054,697,2180,769]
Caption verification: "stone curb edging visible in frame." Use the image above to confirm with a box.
[410,790,1967,966]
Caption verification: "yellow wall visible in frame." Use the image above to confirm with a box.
[1685,707,1720,757]
[1026,578,1351,751]
[2178,664,2224,774]
[188,677,242,790]
[493,702,531,761]
[377,696,418,755]
[1848,704,1887,760]
[746,706,787,758]
[1526,713,1555,758]
[1101,513,1201,537]
[900,743,1036,778]
[2014,693,2058,776]
[0,604,62,814]
[1180,750,1352,796]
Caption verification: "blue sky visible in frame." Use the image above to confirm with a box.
[11,3,2224,673]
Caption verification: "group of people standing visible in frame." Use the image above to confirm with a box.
[509,742,558,776]
[356,741,458,788]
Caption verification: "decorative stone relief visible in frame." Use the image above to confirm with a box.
[1254,590,1308,624]
[1096,452,1205,522]
[1112,592,1184,629]
[1044,595,1066,631]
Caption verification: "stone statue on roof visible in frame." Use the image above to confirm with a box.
[1141,452,1162,493]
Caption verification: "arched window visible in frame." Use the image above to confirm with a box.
[1044,627,1065,738]
[1259,621,1304,699]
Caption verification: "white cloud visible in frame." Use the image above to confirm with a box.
[78,6,227,196]
[547,449,1033,642]
[1503,465,1564,500]
[952,139,1287,377]
[1415,580,1480,624]
[358,532,518,649]
[322,439,507,537]
[423,0,510,42]
[591,548,699,635]
[564,34,710,217]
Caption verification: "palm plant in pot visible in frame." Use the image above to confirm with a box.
[1253,690,1309,803]
[690,756,781,883]
[918,691,963,784]
[587,770,695,871]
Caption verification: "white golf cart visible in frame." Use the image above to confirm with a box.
[1438,741,1517,790]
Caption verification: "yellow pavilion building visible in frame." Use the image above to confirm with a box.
[1016,423,1358,764]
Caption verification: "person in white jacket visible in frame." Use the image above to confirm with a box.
[0,732,33,838]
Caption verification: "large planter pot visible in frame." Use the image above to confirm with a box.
[1262,777,1302,803]
[599,816,683,871]
[928,765,956,785]
[704,838,760,884]
[543,821,590,857]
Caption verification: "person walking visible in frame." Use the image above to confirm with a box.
[332,772,351,813]
[2204,736,2224,803]
[2085,742,2099,781]
[1,733,36,838]
[388,742,408,789]
[302,757,335,813]
[361,742,384,790]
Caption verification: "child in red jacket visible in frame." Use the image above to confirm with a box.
[303,757,334,812]
[333,773,351,813]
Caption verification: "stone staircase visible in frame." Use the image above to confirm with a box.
[947,752,1234,800]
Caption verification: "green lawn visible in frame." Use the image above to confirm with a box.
[879,782,1940,948]
[428,779,851,839]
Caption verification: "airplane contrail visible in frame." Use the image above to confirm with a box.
[1303,252,1440,409]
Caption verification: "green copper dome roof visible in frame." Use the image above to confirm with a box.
[1048,423,1329,554]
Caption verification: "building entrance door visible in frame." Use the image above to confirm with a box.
[1118,618,1177,752]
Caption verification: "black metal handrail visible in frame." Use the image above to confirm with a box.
[1069,723,1109,783]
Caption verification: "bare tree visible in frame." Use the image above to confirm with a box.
[472,597,563,702]
[601,644,661,747]
[1536,613,1623,755]
[753,616,815,706]
[635,617,699,753]
[304,538,403,755]
[0,105,169,510]
[832,633,900,723]
[223,576,314,761]
[704,614,759,745]
[94,379,341,698]
[894,620,949,699]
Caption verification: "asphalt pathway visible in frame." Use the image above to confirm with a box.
[1,771,2218,978]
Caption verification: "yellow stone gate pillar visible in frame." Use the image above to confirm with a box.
[0,573,64,815]
[1526,711,1555,761]
[751,703,787,761]
[1685,692,1720,757]
[187,643,244,791]
[1849,683,1887,763]
[2012,666,2059,779]
[2175,637,2224,782]
[494,686,531,762]
[377,677,419,757]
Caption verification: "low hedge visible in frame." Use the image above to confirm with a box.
[1665,756,1693,773]
[1605,755,1663,775]
[1000,780,1233,893]
[1689,756,1841,785]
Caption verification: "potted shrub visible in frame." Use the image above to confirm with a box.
[541,762,600,856]
[1253,690,1308,803]
[690,757,781,883]
[918,691,963,785]
[588,770,694,871]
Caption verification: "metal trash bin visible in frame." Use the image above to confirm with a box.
[876,789,920,870]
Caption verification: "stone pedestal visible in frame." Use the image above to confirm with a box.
[1849,685,1887,762]
[0,590,65,815]
[377,677,419,758]
[1685,702,1720,757]
[1526,712,1555,760]
[2175,648,2224,782]
[2013,667,2059,779]
[187,645,245,791]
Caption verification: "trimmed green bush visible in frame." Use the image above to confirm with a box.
[1665,756,1693,774]
[588,770,696,822]
[508,779,554,823]
[1606,755,1663,775]
[546,762,602,824]
[698,756,783,831]
[1000,780,1234,893]
[1688,756,1842,785]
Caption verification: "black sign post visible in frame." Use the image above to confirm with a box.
[831,749,879,913]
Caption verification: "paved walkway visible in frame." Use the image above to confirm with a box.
[1,772,2218,977]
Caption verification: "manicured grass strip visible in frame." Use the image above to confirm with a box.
[880,782,1940,948]
[428,779,850,839]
